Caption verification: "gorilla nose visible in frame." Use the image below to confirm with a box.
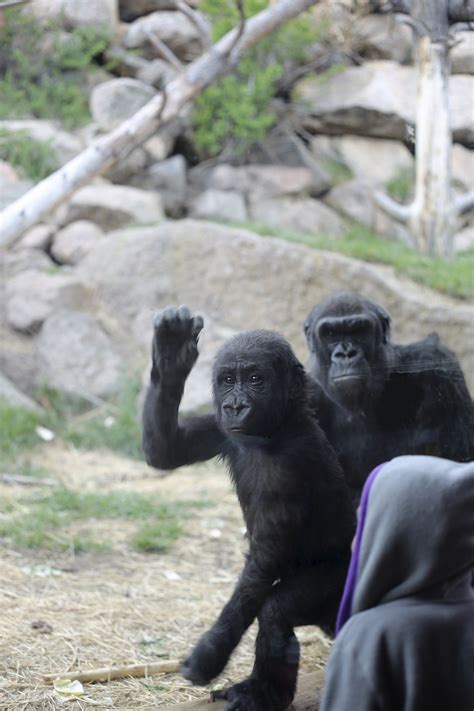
[223,402,249,415]
[332,346,358,361]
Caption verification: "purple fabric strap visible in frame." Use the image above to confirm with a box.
[335,463,387,635]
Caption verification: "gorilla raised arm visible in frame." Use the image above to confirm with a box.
[179,329,354,710]
[304,292,474,495]
[142,306,227,469]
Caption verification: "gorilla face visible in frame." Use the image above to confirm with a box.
[304,292,391,412]
[213,330,305,442]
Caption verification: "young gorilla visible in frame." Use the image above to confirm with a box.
[145,309,355,711]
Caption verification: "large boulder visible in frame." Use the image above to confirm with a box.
[452,144,474,189]
[90,78,156,131]
[119,0,192,22]
[6,270,86,334]
[352,13,413,63]
[63,184,164,230]
[190,189,248,223]
[203,164,331,198]
[36,311,123,400]
[132,155,187,217]
[249,196,346,237]
[311,135,414,186]
[16,224,56,252]
[51,221,106,265]
[324,180,411,245]
[451,32,474,75]
[76,220,474,393]
[0,372,43,414]
[28,0,118,35]
[122,11,207,61]
[296,61,474,145]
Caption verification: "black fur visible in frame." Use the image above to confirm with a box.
[144,314,354,710]
[304,292,474,497]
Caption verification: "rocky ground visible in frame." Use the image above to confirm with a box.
[0,444,330,710]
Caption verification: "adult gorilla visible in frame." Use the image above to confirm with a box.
[303,292,474,497]
[142,295,473,499]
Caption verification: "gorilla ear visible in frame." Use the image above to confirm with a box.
[374,305,391,343]
[288,363,307,403]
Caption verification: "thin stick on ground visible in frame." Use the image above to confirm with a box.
[43,660,181,684]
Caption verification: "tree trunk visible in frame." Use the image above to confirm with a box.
[410,0,454,254]
[0,0,318,247]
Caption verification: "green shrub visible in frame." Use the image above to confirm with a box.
[0,8,109,128]
[0,129,58,181]
[386,167,415,202]
[193,0,323,158]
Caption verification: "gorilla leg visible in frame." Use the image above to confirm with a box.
[212,560,346,711]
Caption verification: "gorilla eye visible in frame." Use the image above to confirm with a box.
[249,373,262,384]
[222,374,235,384]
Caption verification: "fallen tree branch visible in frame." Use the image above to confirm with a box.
[175,0,212,50]
[373,190,413,224]
[145,29,184,71]
[0,0,319,247]
[43,660,181,684]
[455,189,474,216]
[0,473,59,487]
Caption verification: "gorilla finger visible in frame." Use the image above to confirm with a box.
[176,304,191,323]
[192,314,204,337]
[160,306,177,325]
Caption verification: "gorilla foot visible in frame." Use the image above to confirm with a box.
[212,677,293,711]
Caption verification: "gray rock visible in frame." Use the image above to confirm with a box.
[122,10,207,61]
[452,144,474,189]
[0,160,20,184]
[205,164,331,198]
[0,325,38,397]
[311,135,414,186]
[0,372,43,413]
[143,134,174,162]
[90,78,156,132]
[136,58,177,87]
[249,196,346,237]
[324,180,411,245]
[190,189,248,223]
[119,0,191,22]
[36,311,122,400]
[453,226,474,253]
[105,147,149,183]
[51,221,106,265]
[451,31,474,75]
[6,270,86,333]
[64,184,164,230]
[296,61,474,145]
[76,220,474,393]
[0,249,53,278]
[17,224,56,252]
[0,120,82,166]
[28,0,118,35]
[0,181,34,211]
[352,14,413,63]
[133,155,187,217]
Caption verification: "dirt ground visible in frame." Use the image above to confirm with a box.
[0,443,331,710]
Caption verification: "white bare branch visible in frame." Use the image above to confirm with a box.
[373,191,413,224]
[0,0,319,247]
[455,189,474,216]
[174,1,212,50]
[145,30,184,71]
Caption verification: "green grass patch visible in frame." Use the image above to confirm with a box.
[0,487,208,553]
[0,8,109,128]
[62,376,143,459]
[229,221,474,301]
[0,129,58,182]
[0,401,45,461]
[320,157,353,185]
[386,167,415,202]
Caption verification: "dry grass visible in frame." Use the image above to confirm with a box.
[0,443,331,710]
